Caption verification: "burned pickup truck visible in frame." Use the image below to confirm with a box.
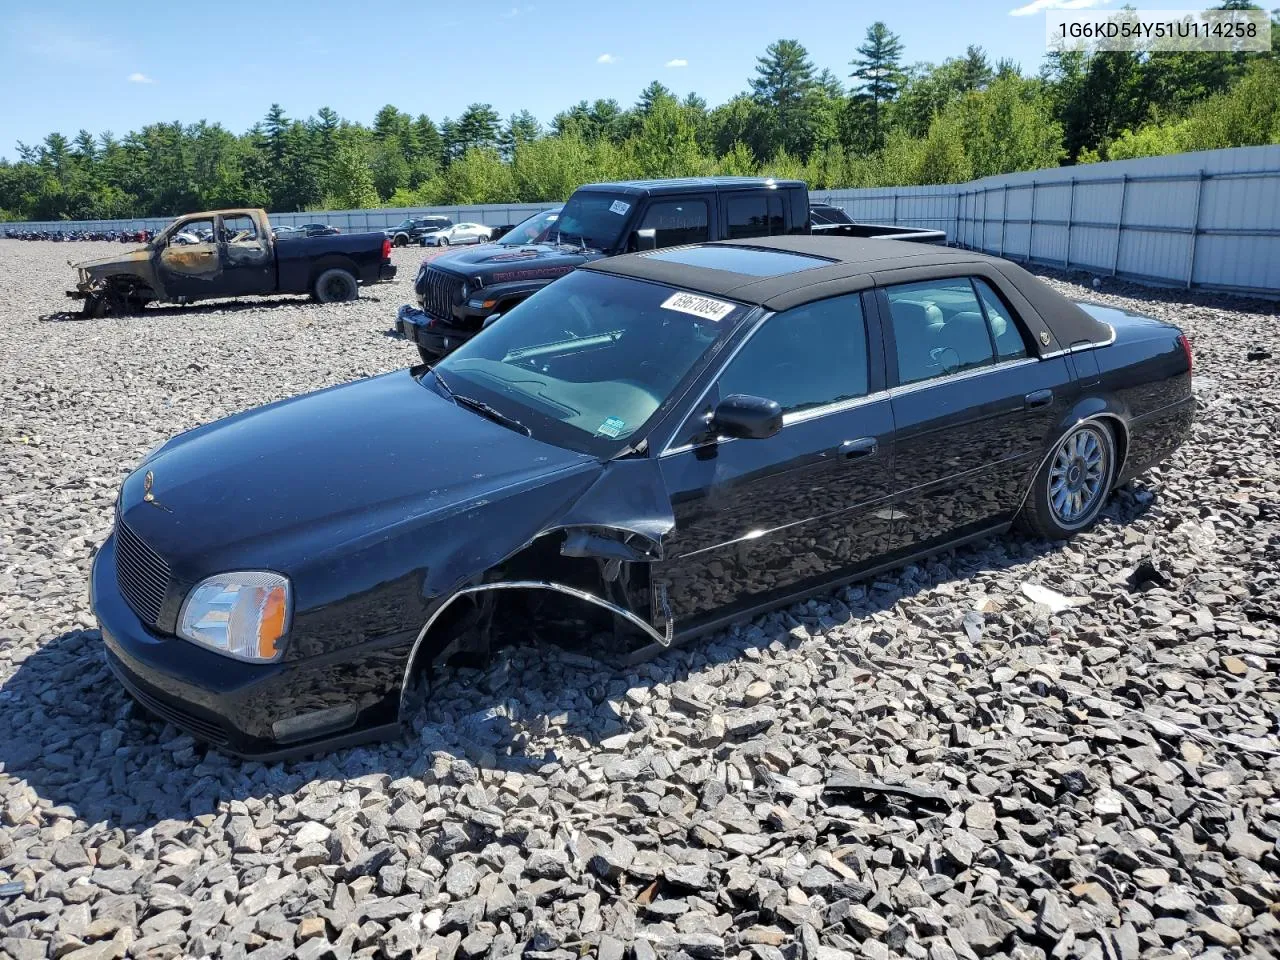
[396,178,946,363]
[68,208,395,316]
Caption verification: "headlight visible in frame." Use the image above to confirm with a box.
[177,572,291,663]
[460,282,470,298]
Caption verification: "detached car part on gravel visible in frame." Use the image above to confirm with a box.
[67,208,395,316]
[92,236,1193,760]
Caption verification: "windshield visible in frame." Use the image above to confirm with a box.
[394,219,415,229]
[551,192,635,252]
[497,208,560,246]
[430,270,746,456]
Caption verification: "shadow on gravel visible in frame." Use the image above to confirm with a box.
[0,483,1156,834]
[37,295,385,323]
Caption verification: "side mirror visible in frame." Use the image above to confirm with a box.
[632,228,657,251]
[712,394,782,440]
[482,312,503,330]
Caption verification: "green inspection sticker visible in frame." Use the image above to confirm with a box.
[597,416,625,438]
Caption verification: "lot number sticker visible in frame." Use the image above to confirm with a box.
[660,291,736,322]
[609,200,631,216]
[597,416,626,438]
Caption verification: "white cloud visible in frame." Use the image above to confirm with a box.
[1009,0,1110,15]
[665,58,688,68]
[127,72,154,84]
[502,7,519,17]
[596,53,618,64]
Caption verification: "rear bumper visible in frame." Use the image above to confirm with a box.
[1119,394,1196,484]
[396,304,478,359]
[379,263,398,282]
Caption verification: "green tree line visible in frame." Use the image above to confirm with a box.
[2,7,1276,222]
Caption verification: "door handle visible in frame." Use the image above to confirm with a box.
[1024,389,1054,409]
[840,437,878,460]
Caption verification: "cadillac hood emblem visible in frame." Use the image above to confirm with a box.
[140,470,171,511]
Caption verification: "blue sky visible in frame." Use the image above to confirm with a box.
[1,0,1138,159]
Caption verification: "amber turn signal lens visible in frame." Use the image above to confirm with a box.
[257,585,288,660]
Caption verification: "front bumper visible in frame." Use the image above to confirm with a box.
[396,304,479,359]
[90,533,403,760]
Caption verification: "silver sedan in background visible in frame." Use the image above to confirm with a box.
[419,222,494,247]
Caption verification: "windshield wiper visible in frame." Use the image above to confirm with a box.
[453,394,532,437]
[427,366,453,399]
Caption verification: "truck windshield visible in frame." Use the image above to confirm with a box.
[430,270,747,456]
[551,192,635,253]
[497,209,560,246]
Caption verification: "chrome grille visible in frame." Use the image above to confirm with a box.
[421,267,465,322]
[114,521,171,627]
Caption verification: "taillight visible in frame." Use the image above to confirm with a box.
[1177,333,1193,373]
[381,237,392,260]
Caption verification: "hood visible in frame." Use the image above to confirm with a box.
[75,247,151,272]
[118,369,596,575]
[418,243,597,291]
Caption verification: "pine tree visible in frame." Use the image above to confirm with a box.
[750,39,820,158]
[850,22,906,150]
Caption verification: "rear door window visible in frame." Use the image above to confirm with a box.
[884,279,996,385]
[973,278,1029,360]
[726,193,785,240]
[639,199,709,246]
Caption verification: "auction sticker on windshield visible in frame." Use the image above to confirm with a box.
[660,291,736,322]
[597,416,626,438]
[609,200,631,216]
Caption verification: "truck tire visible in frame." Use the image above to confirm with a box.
[394,233,409,247]
[313,268,359,303]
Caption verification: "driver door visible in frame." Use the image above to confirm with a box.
[653,292,897,632]
[157,217,220,300]
[215,213,274,297]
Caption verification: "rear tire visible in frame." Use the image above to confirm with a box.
[1018,422,1116,540]
[313,268,359,303]
[438,237,449,247]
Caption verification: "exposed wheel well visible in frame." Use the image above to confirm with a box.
[397,534,656,719]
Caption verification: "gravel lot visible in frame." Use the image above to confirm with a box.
[0,239,1277,960]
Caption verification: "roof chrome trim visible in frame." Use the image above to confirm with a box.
[399,580,668,712]
[1039,322,1117,360]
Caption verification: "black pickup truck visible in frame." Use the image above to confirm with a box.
[69,208,396,315]
[396,178,945,362]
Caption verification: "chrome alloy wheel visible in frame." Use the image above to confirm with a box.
[1047,425,1109,528]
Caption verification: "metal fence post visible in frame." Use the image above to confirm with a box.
[999,184,1007,257]
[1064,177,1074,268]
[1185,170,1205,290]
[1112,174,1128,277]
[891,193,898,225]
[1027,181,1037,264]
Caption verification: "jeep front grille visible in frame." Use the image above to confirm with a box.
[422,267,465,322]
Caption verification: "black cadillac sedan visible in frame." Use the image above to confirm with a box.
[91,236,1194,759]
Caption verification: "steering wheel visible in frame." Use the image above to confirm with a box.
[929,346,961,375]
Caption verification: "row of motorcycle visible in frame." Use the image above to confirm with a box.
[3,228,152,242]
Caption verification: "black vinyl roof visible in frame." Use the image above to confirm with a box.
[582,235,1114,354]
[576,177,807,197]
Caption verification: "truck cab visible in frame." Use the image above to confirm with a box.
[398,177,809,362]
